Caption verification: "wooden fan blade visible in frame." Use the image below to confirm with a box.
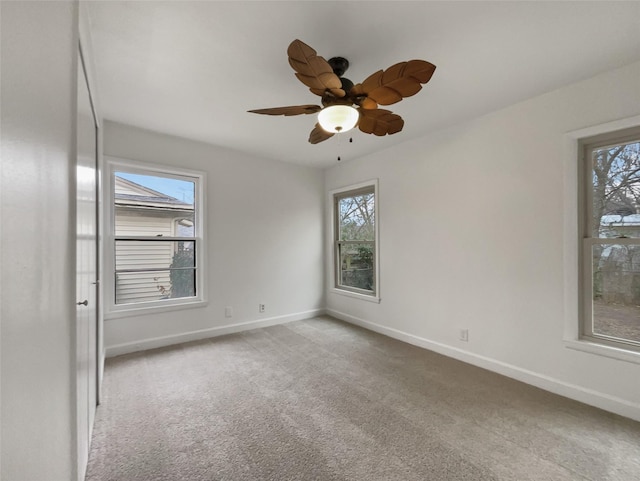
[309,123,335,144]
[248,105,322,116]
[287,39,345,97]
[360,60,436,106]
[358,108,404,136]
[359,97,378,110]
[348,84,377,109]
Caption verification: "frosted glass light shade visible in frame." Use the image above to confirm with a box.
[318,105,359,133]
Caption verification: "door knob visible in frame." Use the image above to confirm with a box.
[77,300,88,306]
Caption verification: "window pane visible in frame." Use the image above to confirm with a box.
[115,240,196,305]
[339,243,374,291]
[115,172,195,237]
[115,240,195,271]
[338,192,375,241]
[115,269,195,305]
[592,244,640,343]
[592,140,640,238]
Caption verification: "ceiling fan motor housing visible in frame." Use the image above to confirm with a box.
[321,91,355,108]
[328,56,349,76]
[327,56,354,98]
[339,77,354,95]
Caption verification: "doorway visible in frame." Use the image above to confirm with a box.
[76,47,99,481]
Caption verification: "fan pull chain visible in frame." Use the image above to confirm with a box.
[336,136,354,162]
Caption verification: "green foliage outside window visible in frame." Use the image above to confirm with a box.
[169,248,195,298]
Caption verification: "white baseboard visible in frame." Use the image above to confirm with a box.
[327,308,640,423]
[105,309,325,358]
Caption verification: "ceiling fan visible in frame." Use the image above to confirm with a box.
[248,39,436,144]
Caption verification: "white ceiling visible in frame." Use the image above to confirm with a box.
[86,1,640,168]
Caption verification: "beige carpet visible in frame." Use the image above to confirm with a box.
[86,316,640,480]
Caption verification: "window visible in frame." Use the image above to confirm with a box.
[581,127,640,352]
[105,158,205,315]
[332,180,379,300]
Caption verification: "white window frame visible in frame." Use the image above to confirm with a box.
[104,156,207,319]
[329,179,380,303]
[579,126,640,355]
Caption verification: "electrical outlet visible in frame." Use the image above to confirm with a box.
[259,303,265,313]
[225,306,233,318]
[459,329,469,342]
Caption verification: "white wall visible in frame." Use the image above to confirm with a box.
[1,2,78,479]
[103,122,325,354]
[325,61,640,421]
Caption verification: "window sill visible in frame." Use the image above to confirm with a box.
[105,298,208,320]
[330,288,381,304]
[564,338,640,365]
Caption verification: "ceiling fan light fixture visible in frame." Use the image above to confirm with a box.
[249,39,436,144]
[318,105,359,134]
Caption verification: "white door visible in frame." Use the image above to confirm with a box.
[76,49,99,481]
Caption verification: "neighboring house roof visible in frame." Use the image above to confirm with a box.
[600,214,640,227]
[599,215,640,250]
[115,176,193,211]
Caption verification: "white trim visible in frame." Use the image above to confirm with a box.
[78,2,101,129]
[329,179,379,197]
[329,288,380,303]
[105,299,209,320]
[104,156,207,317]
[328,309,640,422]
[563,116,640,359]
[564,339,640,365]
[562,131,581,340]
[565,115,640,141]
[105,308,325,357]
[328,179,380,301]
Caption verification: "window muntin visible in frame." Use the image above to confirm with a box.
[582,129,640,350]
[334,185,377,296]
[107,162,204,313]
